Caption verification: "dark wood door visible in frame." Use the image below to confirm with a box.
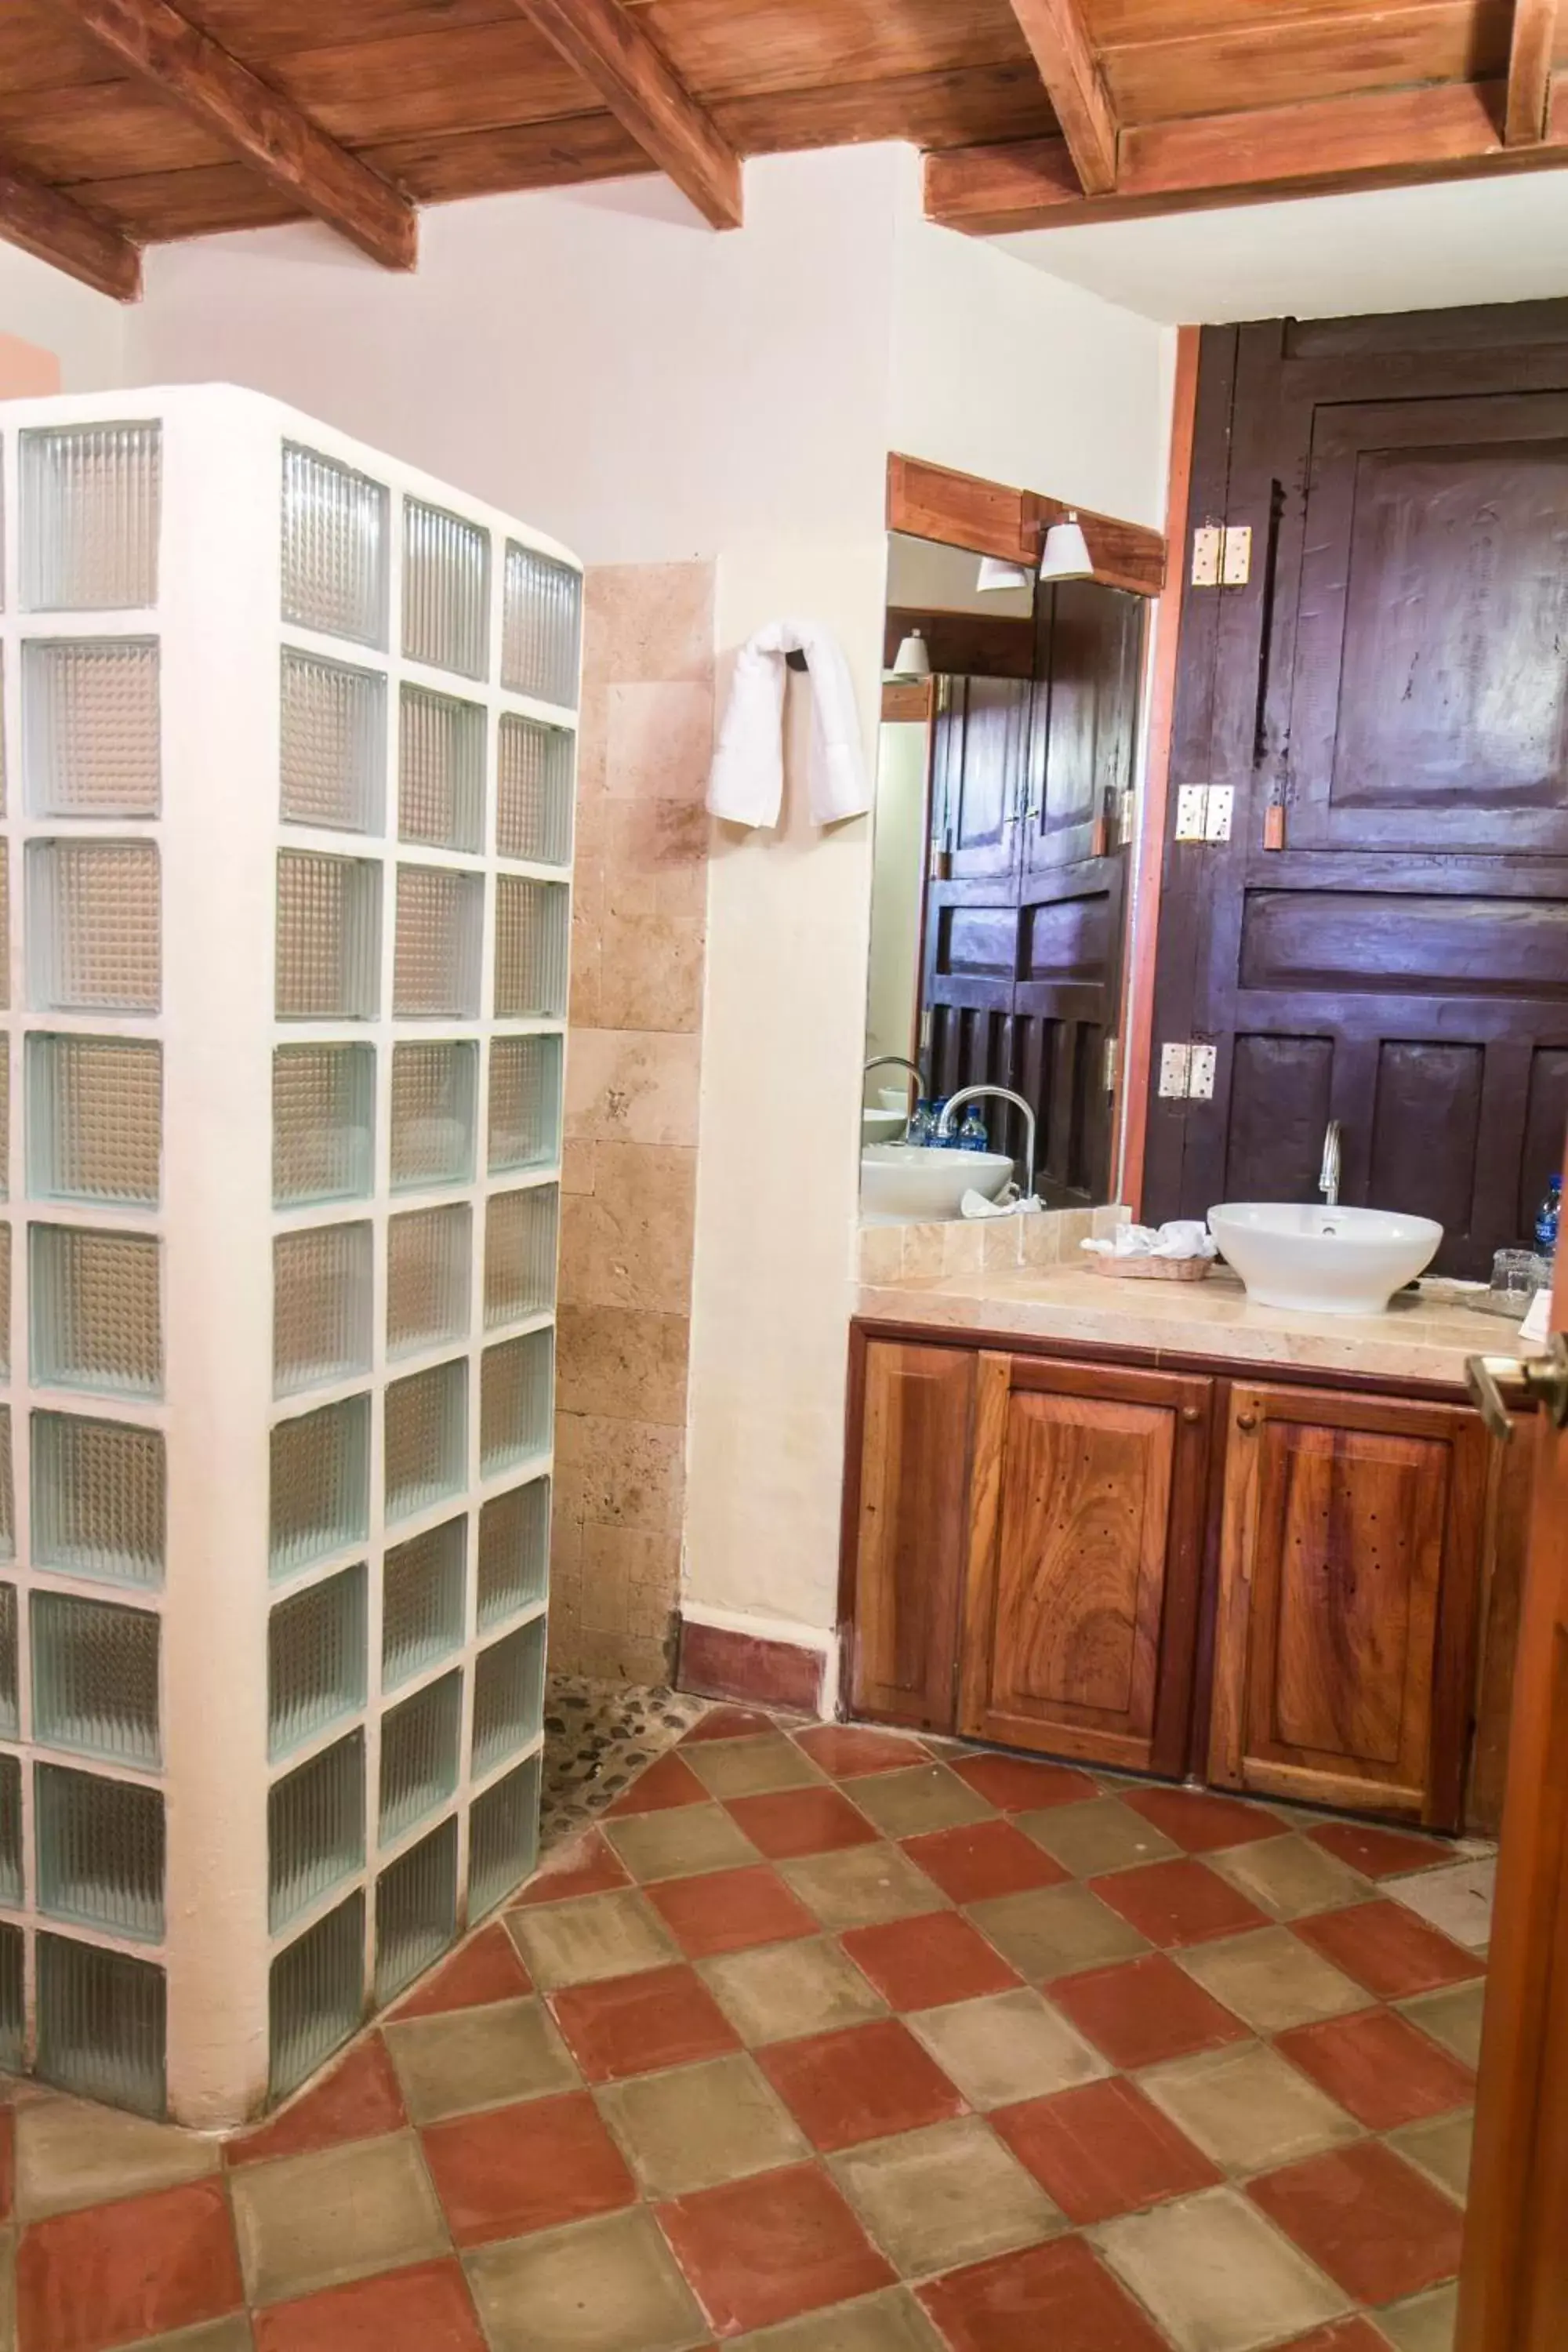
[1145,305,1568,1275]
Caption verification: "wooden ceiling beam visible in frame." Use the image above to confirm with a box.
[510,0,742,227]
[1506,0,1558,143]
[47,0,416,268]
[1004,0,1117,194]
[0,154,140,299]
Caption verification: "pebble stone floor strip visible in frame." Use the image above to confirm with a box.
[3,1689,1492,2352]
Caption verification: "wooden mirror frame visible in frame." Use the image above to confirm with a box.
[885,452,1167,595]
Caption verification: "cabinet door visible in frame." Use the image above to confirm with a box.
[960,1352,1213,1774]
[1209,1382,1489,1828]
[846,1340,974,1731]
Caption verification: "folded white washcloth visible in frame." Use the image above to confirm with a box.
[707,618,870,828]
[1082,1219,1218,1261]
[961,1187,1040,1221]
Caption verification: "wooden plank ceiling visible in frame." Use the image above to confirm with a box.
[2,0,1566,299]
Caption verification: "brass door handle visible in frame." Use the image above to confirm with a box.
[1465,1333,1568,1444]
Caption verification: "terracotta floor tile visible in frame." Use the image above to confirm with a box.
[906,1990,1109,2111]
[464,2205,709,2352]
[1091,1857,1271,1948]
[699,1939,887,2047]
[840,1912,1022,2010]
[726,2285,947,2350]
[604,1803,762,1885]
[947,1754,1097,1813]
[552,1962,742,2083]
[1046,1953,1250,2069]
[1272,2324,1391,2352]
[1207,1836,1371,1924]
[1247,2140,1465,2305]
[901,1820,1067,1905]
[1276,2006,1475,2131]
[1121,1784,1290,1854]
[253,2258,486,2352]
[597,2053,810,2197]
[1138,2043,1361,2174]
[849,1767,995,1840]
[508,1889,679,1990]
[1387,2111,1474,2202]
[230,2133,447,2307]
[680,1707,781,1745]
[779,1847,949,1935]
[1018,1798,1181,1879]
[658,2161,894,2336]
[422,2089,637,2247]
[829,2116,1061,2277]
[725,1787,882,1861]
[0,2107,13,2223]
[793,1727,933,1779]
[648,1864,818,1958]
[134,2317,250,2352]
[383,1997,578,2125]
[1293,1902,1486,2002]
[17,2097,218,2222]
[18,2177,244,2352]
[1178,1927,1372,2035]
[388,1922,532,2020]
[605,1751,710,1817]
[1377,2280,1460,2352]
[1306,1821,1457,1880]
[965,1883,1148,1982]
[1397,1980,1486,2067]
[510,1828,633,1907]
[1097,2184,1352,2351]
[685,1736,823,1801]
[993,2076,1219,2225]
[227,2035,406,2168]
[918,2234,1170,2352]
[757,2019,966,2151]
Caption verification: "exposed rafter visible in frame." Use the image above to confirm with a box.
[1506,0,1559,144]
[511,0,742,228]
[1004,0,1117,194]
[0,155,140,299]
[47,0,417,269]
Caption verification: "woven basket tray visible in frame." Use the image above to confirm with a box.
[1087,1253,1214,1282]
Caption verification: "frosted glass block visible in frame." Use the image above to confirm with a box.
[274,851,380,1020]
[488,1035,563,1174]
[269,1891,364,2100]
[21,423,161,612]
[390,1040,477,1191]
[24,639,161,815]
[374,1814,456,2004]
[27,1034,162,1207]
[31,1225,162,1399]
[273,1045,374,1207]
[32,1412,165,1589]
[0,1044,8,1200]
[387,1204,471,1359]
[497,714,574,865]
[468,1750,541,1916]
[269,1730,365,1933]
[0,1407,12,1564]
[494,877,569,1018]
[394,866,482,1018]
[0,1584,14,1740]
[477,1479,549,1632]
[0,1224,9,1382]
[400,686,484,851]
[37,1933,165,2118]
[0,844,9,1013]
[485,1187,558,1327]
[274,1222,372,1397]
[281,442,388,649]
[379,1669,462,1844]
[384,1359,466,1525]
[27,840,160,1014]
[502,541,582,708]
[35,1762,164,1941]
[280,650,386,833]
[31,1590,160,1766]
[481,1330,553,1475]
[270,1395,371,1582]
[0,1755,17,1907]
[472,1618,546,1780]
[269,1563,368,1762]
[403,499,489,681]
[0,1924,23,2071]
[382,1517,465,1690]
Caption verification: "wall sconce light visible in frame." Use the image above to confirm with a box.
[890,628,931,678]
[975,555,1033,593]
[1037,512,1094,582]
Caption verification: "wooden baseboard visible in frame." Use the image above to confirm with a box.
[676,1617,826,1715]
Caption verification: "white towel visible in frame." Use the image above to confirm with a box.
[706,618,871,828]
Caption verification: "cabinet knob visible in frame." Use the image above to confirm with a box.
[1235,1410,1258,1432]
[1181,1406,1202,1425]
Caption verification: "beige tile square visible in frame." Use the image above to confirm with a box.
[781,1846,949,1933]
[829,2117,1060,2276]
[466,2204,708,2352]
[599,909,706,1035]
[1378,2281,1459,2352]
[1018,1798,1181,1880]
[1139,2043,1362,2173]
[1207,1835,1370,1922]
[603,1802,760,1882]
[558,1145,697,1316]
[597,2053,808,2196]
[981,1219,1025,1271]
[848,1767,994,1840]
[1388,2111,1474,2201]
[1094,2185,1352,2352]
[564,1031,702,1151]
[16,2092,220,2220]
[941,1224,985,1275]
[1385,1859,1495,1952]
[909,1990,1110,2108]
[384,1995,578,2124]
[731,2288,947,2350]
[556,1304,690,1426]
[1178,1928,1371,2034]
[604,799,708,920]
[508,1888,678,1989]
[700,1937,887,2045]
[1021,1212,1068,1266]
[967,1883,1149,1981]
[605,681,713,801]
[858,1226,906,1283]
[1396,1980,1487,2068]
[584,562,714,691]
[230,2130,447,2306]
[899,1225,946,1279]
[134,2324,253,2352]
[580,1526,681,1641]
[684,1734,823,1799]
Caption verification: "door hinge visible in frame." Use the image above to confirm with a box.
[1174,784,1234,844]
[1191,522,1251,588]
[1116,786,1137,848]
[1158,1041,1217,1100]
[1104,1036,1120,1093]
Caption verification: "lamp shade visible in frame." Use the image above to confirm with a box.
[975,555,1032,593]
[891,629,931,677]
[1037,513,1094,582]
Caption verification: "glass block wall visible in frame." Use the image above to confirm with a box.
[0,389,578,2125]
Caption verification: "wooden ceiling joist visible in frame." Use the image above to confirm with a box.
[1004,0,1118,194]
[0,154,140,299]
[510,0,742,228]
[48,0,417,270]
[1506,0,1559,144]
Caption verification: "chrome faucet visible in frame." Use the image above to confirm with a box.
[1319,1120,1342,1209]
[863,1054,927,1120]
[936,1086,1037,1203]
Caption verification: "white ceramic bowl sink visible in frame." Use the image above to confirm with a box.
[862,1145,1013,1221]
[862,1107,908,1145]
[1208,1202,1443,1316]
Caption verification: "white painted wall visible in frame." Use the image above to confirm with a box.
[865,722,927,1072]
[0,245,127,390]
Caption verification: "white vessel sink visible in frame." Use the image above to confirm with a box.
[862,1107,907,1145]
[1208,1202,1443,1316]
[862,1145,1013,1222]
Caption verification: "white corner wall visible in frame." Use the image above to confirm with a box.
[0,245,128,394]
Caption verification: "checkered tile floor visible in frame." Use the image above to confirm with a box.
[9,1710,1489,2352]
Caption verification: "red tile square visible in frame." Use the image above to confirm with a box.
[902,1820,1069,1905]
[605,1750,710,1816]
[227,2034,406,2168]
[1046,1954,1251,2070]
[421,2090,636,2247]
[1089,1857,1269,1947]
[389,1922,532,2021]
[757,2018,965,2151]
[840,1911,1022,2009]
[1292,1900,1486,2000]
[550,1962,742,2083]
[1306,1820,1457,1878]
[657,2161,892,2335]
[1120,1784,1287,1853]
[646,1864,818,1958]
[680,1706,779,1744]
[17,2178,243,2352]
[992,2077,1220,2224]
[510,1826,631,1907]
[948,1753,1097,1812]
[724,1785,881,1860]
[918,2235,1170,2352]
[253,2259,486,2352]
[1275,2006,1475,2131]
[1248,2140,1465,2305]
[794,1725,932,1777]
